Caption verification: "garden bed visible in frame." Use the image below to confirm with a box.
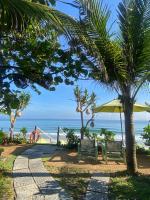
[43,148,150,174]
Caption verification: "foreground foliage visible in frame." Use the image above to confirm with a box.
[109,174,150,200]
[142,124,150,146]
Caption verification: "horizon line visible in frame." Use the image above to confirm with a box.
[0,118,148,122]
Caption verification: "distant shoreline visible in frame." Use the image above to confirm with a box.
[0,118,149,122]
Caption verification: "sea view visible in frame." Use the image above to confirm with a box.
[1,118,149,144]
[1,0,150,198]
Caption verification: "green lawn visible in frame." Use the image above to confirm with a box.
[109,173,150,200]
[0,155,15,199]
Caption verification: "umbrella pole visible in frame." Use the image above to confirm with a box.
[119,109,124,145]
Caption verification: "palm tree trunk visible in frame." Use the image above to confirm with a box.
[124,97,137,174]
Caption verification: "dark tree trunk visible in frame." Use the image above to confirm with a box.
[124,97,137,174]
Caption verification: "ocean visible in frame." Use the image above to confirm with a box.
[0,119,149,144]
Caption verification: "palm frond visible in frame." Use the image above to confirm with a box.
[0,0,80,34]
[76,0,113,39]
[67,0,127,85]
[32,0,56,6]
[118,0,150,82]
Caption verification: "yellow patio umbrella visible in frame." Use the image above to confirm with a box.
[94,99,149,144]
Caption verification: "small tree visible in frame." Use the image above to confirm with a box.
[74,86,96,139]
[2,92,30,141]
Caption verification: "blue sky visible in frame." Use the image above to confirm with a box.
[2,0,150,120]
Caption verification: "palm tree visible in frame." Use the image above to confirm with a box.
[0,0,78,34]
[68,0,150,174]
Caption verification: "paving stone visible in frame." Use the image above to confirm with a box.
[44,193,59,200]
[15,184,39,199]
[13,168,35,188]
[85,173,109,200]
[17,155,28,159]
[85,191,108,200]
[33,175,54,186]
[87,179,108,193]
[32,195,45,200]
[29,159,44,169]
[13,145,73,200]
[38,180,62,195]
[22,149,37,154]
[16,196,33,200]
[13,157,28,170]
[91,173,110,181]
[59,189,73,200]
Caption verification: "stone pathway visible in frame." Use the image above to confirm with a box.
[13,145,72,200]
[85,173,110,200]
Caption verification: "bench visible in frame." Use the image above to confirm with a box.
[102,141,126,164]
[78,139,98,161]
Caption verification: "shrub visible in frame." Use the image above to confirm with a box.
[13,134,22,144]
[20,127,27,143]
[63,128,80,149]
[0,130,6,144]
[99,128,115,143]
[142,124,150,147]
[84,128,101,141]
[136,145,150,155]
[12,127,28,144]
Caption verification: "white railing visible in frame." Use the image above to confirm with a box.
[37,127,54,143]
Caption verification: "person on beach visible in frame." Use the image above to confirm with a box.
[30,126,40,143]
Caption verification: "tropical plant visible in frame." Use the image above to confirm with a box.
[20,127,28,143]
[63,128,80,149]
[84,130,100,141]
[136,145,150,155]
[74,86,96,139]
[1,92,30,140]
[142,124,150,146]
[66,0,150,174]
[99,128,115,143]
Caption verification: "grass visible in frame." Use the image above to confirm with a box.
[0,144,33,199]
[43,157,91,200]
[109,172,150,200]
